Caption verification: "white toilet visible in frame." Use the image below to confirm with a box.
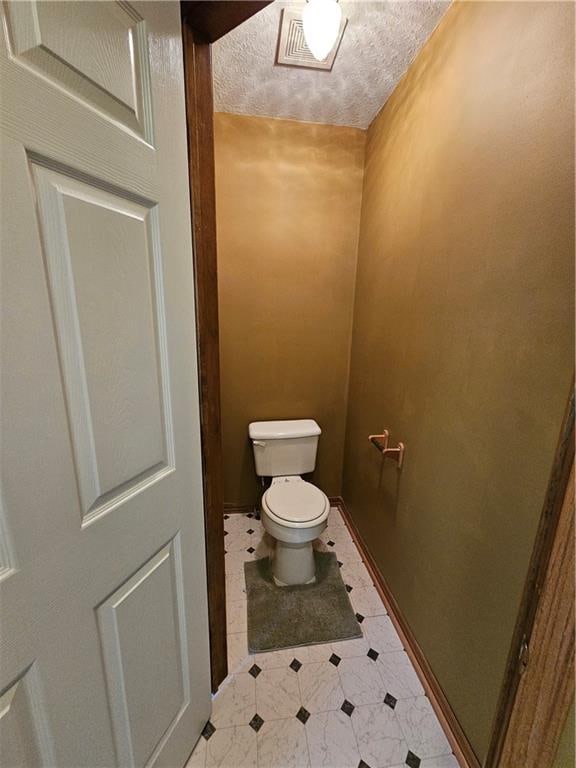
[249,419,330,586]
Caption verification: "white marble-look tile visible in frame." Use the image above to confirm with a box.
[377,650,425,700]
[327,508,346,526]
[320,527,353,548]
[223,514,256,534]
[350,586,387,617]
[335,543,363,563]
[211,673,256,728]
[205,725,257,768]
[220,509,454,768]
[293,643,333,664]
[319,524,345,540]
[352,703,408,768]
[253,532,273,559]
[331,636,371,659]
[395,696,452,760]
[251,646,294,669]
[224,548,256,575]
[299,661,345,714]
[338,656,386,706]
[225,574,246,603]
[305,709,360,768]
[227,632,253,674]
[226,600,247,634]
[320,509,348,539]
[420,756,460,768]
[339,562,373,592]
[224,531,254,552]
[257,718,310,768]
[362,615,404,654]
[256,667,301,721]
[185,736,206,768]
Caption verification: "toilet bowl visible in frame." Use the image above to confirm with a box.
[261,476,330,586]
[249,418,328,586]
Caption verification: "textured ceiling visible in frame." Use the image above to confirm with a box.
[213,0,450,129]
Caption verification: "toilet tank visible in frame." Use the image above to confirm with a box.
[249,419,321,477]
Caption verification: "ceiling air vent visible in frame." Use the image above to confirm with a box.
[275,8,347,72]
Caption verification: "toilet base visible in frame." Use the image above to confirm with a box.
[272,539,316,586]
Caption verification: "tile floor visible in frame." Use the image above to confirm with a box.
[186,507,458,768]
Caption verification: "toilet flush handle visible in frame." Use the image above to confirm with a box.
[253,440,266,448]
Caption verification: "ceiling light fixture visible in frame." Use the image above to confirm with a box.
[302,0,342,62]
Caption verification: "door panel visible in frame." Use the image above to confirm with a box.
[31,159,174,525]
[4,0,153,139]
[0,2,211,766]
[97,536,190,768]
[0,665,55,768]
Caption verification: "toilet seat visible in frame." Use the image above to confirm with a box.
[262,478,329,527]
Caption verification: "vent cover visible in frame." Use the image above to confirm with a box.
[276,8,347,71]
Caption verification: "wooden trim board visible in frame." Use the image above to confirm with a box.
[330,495,480,768]
[486,386,575,767]
[180,0,274,693]
[498,462,574,767]
[181,1,273,43]
[223,503,257,515]
[181,18,227,693]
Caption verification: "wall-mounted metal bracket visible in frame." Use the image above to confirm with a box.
[369,431,405,469]
[369,430,389,452]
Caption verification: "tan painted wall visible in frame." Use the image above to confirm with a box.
[215,113,365,505]
[555,701,575,768]
[342,1,574,761]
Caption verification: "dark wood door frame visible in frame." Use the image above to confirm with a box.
[182,1,274,43]
[486,385,575,767]
[498,459,574,767]
[180,0,272,693]
[180,9,576,760]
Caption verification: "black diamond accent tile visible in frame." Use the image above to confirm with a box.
[341,699,355,717]
[329,653,341,667]
[358,761,372,768]
[405,751,421,768]
[384,692,397,710]
[224,550,228,555]
[337,560,343,568]
[296,707,310,724]
[355,613,365,624]
[290,658,302,672]
[345,584,353,593]
[247,513,254,518]
[224,514,229,519]
[249,664,261,678]
[247,547,255,553]
[201,721,215,740]
[367,648,379,661]
[249,714,264,732]
[327,540,335,547]
[224,530,228,536]
[247,528,254,534]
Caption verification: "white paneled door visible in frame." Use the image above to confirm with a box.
[0,2,211,766]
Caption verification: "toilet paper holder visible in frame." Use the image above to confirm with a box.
[369,430,405,469]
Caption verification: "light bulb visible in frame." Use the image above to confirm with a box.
[302,0,342,61]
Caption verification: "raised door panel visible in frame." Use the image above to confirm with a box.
[31,158,174,526]
[97,536,190,768]
[0,665,55,767]
[4,0,153,140]
[0,489,16,583]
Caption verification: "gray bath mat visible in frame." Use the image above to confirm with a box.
[244,551,362,653]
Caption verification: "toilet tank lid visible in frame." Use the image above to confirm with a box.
[249,419,321,440]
